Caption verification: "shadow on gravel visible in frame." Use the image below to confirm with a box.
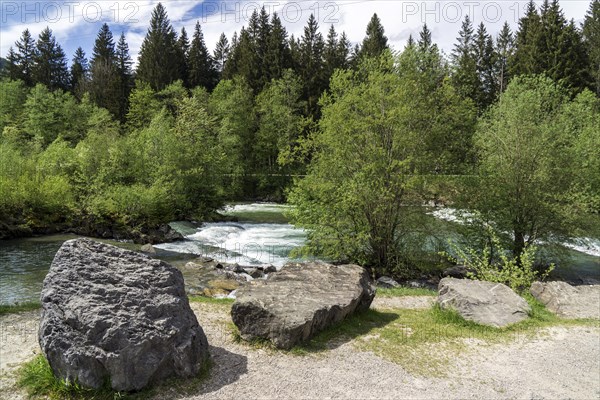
[292,309,400,354]
[198,345,248,394]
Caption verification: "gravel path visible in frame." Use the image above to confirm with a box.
[1,300,599,400]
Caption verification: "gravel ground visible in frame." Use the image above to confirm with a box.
[1,300,599,400]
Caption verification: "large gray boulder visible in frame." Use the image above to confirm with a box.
[39,238,209,392]
[231,262,375,349]
[437,278,531,328]
[530,281,600,319]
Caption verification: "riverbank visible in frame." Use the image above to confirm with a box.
[2,297,599,399]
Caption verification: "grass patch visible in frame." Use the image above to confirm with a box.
[17,354,211,399]
[288,296,598,376]
[188,296,234,306]
[0,302,41,316]
[376,287,437,297]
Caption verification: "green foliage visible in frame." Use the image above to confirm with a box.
[444,225,554,293]
[471,75,589,258]
[0,79,28,130]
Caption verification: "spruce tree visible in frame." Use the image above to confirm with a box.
[90,23,120,116]
[451,16,479,104]
[495,22,514,93]
[222,31,238,79]
[33,27,69,91]
[177,27,191,87]
[418,24,433,51]
[14,29,36,86]
[136,3,182,90]
[406,34,416,49]
[4,48,21,81]
[475,23,497,111]
[265,13,291,83]
[337,32,351,70]
[256,7,272,87]
[298,14,325,115]
[583,0,600,95]
[324,25,339,83]
[511,0,542,76]
[116,33,133,120]
[214,33,230,76]
[70,47,89,98]
[360,13,389,58]
[188,21,217,90]
[234,28,260,91]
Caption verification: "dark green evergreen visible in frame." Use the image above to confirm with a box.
[176,27,191,87]
[583,0,600,96]
[14,29,37,86]
[451,16,479,104]
[90,23,120,117]
[359,13,389,58]
[265,13,291,82]
[495,22,514,93]
[188,21,217,90]
[116,33,133,121]
[70,47,88,98]
[298,14,325,115]
[136,3,182,90]
[214,33,230,76]
[32,27,69,91]
[475,23,497,111]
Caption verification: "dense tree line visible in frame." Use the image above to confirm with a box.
[1,1,598,276]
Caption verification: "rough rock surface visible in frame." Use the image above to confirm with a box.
[376,276,400,288]
[530,281,600,319]
[437,278,531,328]
[39,238,209,392]
[231,262,375,349]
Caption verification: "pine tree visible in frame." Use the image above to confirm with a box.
[451,16,479,103]
[298,14,325,115]
[475,23,497,111]
[116,33,133,120]
[33,27,69,91]
[222,31,238,79]
[136,3,182,90]
[90,23,120,116]
[337,32,351,70]
[233,28,259,91]
[324,25,339,82]
[406,34,416,49]
[70,47,89,98]
[177,27,190,87]
[495,22,514,93]
[256,7,272,87]
[360,13,389,58]
[188,21,217,90]
[583,0,600,96]
[214,33,230,75]
[14,29,36,86]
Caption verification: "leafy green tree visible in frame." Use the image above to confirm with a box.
[126,81,161,130]
[209,77,256,196]
[471,75,578,260]
[33,27,69,90]
[359,13,389,59]
[583,0,600,96]
[188,21,217,90]
[136,3,182,90]
[0,79,28,132]
[290,52,475,275]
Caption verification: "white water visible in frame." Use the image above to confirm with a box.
[429,207,600,257]
[155,204,306,266]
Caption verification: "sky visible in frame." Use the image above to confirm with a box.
[0,0,593,66]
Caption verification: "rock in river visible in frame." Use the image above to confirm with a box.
[39,238,209,392]
[231,262,375,350]
[437,278,531,328]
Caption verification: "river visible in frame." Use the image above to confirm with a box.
[0,203,598,305]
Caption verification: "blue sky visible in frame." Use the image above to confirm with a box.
[0,1,592,66]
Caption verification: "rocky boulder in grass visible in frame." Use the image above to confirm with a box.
[530,281,600,319]
[437,278,531,328]
[231,262,375,349]
[39,238,209,392]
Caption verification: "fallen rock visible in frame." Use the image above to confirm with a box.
[530,281,600,319]
[140,243,156,254]
[231,262,375,349]
[39,238,209,392]
[377,276,400,288]
[443,265,472,279]
[437,278,531,328]
[244,268,265,279]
